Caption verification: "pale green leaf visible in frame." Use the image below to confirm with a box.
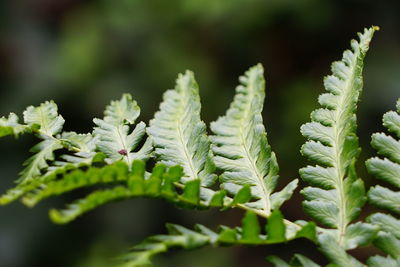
[94,94,152,165]
[23,100,64,137]
[19,139,63,182]
[366,157,400,188]
[343,222,379,250]
[211,64,294,217]
[148,71,216,187]
[270,179,298,210]
[368,186,400,215]
[0,113,29,137]
[368,213,400,240]
[318,233,364,267]
[103,93,140,125]
[371,133,400,164]
[367,255,399,267]
[372,231,400,259]
[383,110,400,138]
[299,27,377,250]
[367,98,400,261]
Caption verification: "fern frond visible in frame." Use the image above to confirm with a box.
[210,64,298,217]
[93,94,152,165]
[49,186,134,224]
[0,132,101,205]
[118,210,316,267]
[22,161,130,207]
[299,26,378,258]
[366,98,400,263]
[12,160,253,224]
[147,71,216,186]
[18,101,67,182]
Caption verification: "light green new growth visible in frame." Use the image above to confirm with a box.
[147,71,216,187]
[210,64,298,217]
[299,26,378,266]
[93,94,152,165]
[366,98,400,266]
[20,101,65,182]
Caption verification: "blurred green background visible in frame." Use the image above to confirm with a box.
[0,1,399,266]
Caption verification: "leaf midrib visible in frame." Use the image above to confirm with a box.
[177,96,198,181]
[332,53,360,246]
[239,77,271,216]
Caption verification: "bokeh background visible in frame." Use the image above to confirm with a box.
[0,1,399,266]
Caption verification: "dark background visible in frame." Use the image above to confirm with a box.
[0,1,399,266]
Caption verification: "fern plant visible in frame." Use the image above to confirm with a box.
[1,25,397,267]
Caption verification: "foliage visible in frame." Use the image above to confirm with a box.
[297,26,379,265]
[366,99,400,266]
[1,26,399,267]
[210,64,298,217]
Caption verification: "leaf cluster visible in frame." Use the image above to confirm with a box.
[2,26,399,267]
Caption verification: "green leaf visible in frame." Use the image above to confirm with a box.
[294,222,317,242]
[266,256,291,267]
[230,184,251,206]
[367,255,400,267]
[0,113,29,137]
[103,93,140,125]
[93,94,152,165]
[50,186,133,224]
[23,100,65,137]
[267,254,322,267]
[52,132,99,168]
[208,190,226,207]
[118,224,211,267]
[368,213,400,240]
[217,226,237,243]
[12,101,69,183]
[266,210,285,243]
[366,158,400,188]
[211,64,296,216]
[22,161,130,207]
[147,70,216,187]
[270,179,299,210]
[343,222,379,250]
[366,98,400,260]
[0,132,100,204]
[370,133,400,163]
[181,179,200,205]
[318,233,364,267]
[299,26,377,252]
[291,254,321,267]
[118,212,316,267]
[241,211,262,243]
[368,185,400,215]
[17,160,253,223]
[372,231,400,259]
[19,139,63,182]
[383,109,400,138]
